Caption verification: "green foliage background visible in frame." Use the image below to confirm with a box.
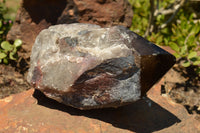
[129,0,200,75]
[0,0,21,64]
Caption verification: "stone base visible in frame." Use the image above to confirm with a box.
[0,79,199,133]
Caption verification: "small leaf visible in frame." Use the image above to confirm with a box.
[9,52,16,60]
[0,20,2,28]
[189,13,195,20]
[11,47,17,54]
[157,15,162,22]
[180,45,187,55]
[190,57,198,62]
[193,60,200,66]
[164,38,168,45]
[187,35,195,45]
[182,61,190,67]
[173,53,180,59]
[1,41,13,51]
[3,58,8,64]
[161,28,168,34]
[191,24,200,34]
[0,31,4,34]
[188,51,197,59]
[195,25,200,34]
[156,35,163,45]
[171,24,177,34]
[172,28,176,35]
[0,52,7,59]
[0,59,1,63]
[169,42,180,52]
[14,39,22,48]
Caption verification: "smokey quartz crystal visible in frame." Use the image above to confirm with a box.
[27,23,175,110]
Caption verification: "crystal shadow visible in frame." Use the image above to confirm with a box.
[33,89,181,133]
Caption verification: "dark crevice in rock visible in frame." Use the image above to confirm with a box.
[23,0,67,24]
[75,55,138,84]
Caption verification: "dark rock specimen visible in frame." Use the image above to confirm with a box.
[7,0,133,59]
[27,23,176,109]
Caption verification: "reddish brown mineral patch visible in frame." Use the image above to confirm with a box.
[31,66,42,88]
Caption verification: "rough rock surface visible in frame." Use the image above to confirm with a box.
[7,0,133,59]
[0,82,199,133]
[27,23,175,109]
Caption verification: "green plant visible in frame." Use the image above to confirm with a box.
[169,13,200,69]
[128,0,200,75]
[0,39,22,64]
[0,0,12,42]
[129,0,150,36]
[0,0,22,64]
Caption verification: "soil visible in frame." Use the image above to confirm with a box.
[162,64,200,115]
[0,62,31,99]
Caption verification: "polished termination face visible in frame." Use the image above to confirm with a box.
[27,23,176,110]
